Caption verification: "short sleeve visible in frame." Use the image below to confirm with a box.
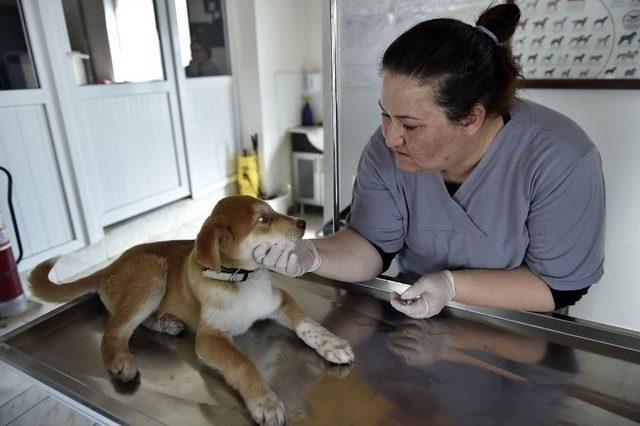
[525,148,605,290]
[346,128,406,254]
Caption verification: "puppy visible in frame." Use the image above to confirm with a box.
[29,195,354,425]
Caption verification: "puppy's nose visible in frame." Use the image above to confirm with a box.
[296,219,306,229]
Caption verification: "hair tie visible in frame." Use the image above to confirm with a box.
[475,25,498,44]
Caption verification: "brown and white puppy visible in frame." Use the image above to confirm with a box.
[29,195,354,425]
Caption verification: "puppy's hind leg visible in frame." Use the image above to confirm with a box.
[270,290,354,365]
[100,255,168,382]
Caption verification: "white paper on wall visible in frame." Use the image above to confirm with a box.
[341,12,390,87]
[339,0,494,87]
[341,0,389,15]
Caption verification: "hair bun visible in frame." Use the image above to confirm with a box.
[476,4,521,44]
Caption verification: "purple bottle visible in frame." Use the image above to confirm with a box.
[301,95,313,126]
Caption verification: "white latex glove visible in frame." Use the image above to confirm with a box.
[253,239,321,277]
[390,270,455,319]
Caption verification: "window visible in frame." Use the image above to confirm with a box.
[176,0,231,77]
[0,0,38,90]
[61,0,164,85]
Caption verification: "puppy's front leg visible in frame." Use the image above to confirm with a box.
[272,290,354,364]
[196,324,284,425]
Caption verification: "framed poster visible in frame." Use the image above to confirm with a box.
[511,0,640,88]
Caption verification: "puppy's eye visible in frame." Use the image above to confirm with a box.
[258,214,269,223]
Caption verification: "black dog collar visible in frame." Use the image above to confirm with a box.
[201,266,257,282]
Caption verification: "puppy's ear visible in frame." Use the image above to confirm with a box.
[194,219,229,272]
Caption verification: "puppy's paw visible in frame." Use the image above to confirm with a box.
[109,352,138,382]
[296,321,355,365]
[318,338,355,365]
[247,391,285,426]
[157,314,185,336]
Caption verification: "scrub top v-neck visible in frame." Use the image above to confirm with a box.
[347,98,605,292]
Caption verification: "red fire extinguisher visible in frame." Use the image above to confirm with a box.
[0,166,27,318]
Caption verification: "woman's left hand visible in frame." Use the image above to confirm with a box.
[390,270,455,318]
[253,239,321,277]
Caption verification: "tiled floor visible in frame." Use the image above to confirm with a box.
[0,195,324,425]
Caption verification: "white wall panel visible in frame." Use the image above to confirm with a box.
[254,0,320,196]
[79,92,184,224]
[521,89,640,333]
[0,105,75,257]
[183,79,236,194]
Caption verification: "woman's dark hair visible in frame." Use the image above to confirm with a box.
[381,4,522,121]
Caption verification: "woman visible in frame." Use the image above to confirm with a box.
[185,40,222,77]
[254,4,605,318]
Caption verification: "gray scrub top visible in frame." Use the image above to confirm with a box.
[347,98,605,291]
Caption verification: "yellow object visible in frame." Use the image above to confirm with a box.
[237,154,260,197]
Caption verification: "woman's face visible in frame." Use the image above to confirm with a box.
[191,42,207,63]
[380,72,472,174]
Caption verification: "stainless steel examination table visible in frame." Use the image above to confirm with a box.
[1,273,639,425]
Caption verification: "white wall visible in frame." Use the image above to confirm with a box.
[251,0,322,197]
[226,0,263,154]
[304,0,324,123]
[521,89,640,332]
[304,0,323,71]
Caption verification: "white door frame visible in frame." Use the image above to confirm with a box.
[0,0,86,269]
[164,0,240,198]
[30,0,105,243]
[35,0,191,233]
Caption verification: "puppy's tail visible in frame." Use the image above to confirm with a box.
[28,258,105,303]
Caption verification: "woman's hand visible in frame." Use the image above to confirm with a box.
[390,270,455,318]
[253,240,321,277]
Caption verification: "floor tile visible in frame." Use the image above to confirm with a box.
[0,385,48,424]
[0,367,32,407]
[8,397,93,426]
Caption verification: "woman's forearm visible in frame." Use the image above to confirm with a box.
[311,232,555,311]
[451,265,555,312]
[311,229,383,282]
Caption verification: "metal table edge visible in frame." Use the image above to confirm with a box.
[304,274,640,354]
